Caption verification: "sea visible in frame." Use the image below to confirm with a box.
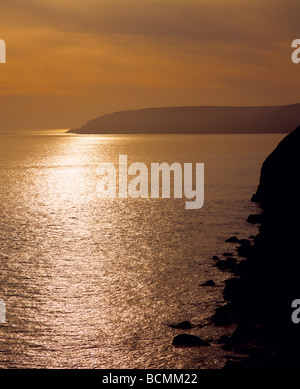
[0,130,285,368]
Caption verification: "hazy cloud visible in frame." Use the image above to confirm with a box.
[2,0,299,43]
[0,0,299,130]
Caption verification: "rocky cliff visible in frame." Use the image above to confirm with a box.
[212,125,300,368]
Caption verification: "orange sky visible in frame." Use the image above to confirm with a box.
[0,0,299,131]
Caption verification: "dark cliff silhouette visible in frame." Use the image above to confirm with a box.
[68,104,300,134]
[212,125,300,368]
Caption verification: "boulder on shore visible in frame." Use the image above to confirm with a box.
[172,334,210,347]
[169,321,193,329]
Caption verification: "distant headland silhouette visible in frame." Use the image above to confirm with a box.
[68,104,300,134]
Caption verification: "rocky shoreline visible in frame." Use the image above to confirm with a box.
[210,125,300,368]
[167,125,300,368]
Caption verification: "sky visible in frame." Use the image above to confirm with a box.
[0,0,299,131]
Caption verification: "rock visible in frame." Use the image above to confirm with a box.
[225,236,240,243]
[172,334,210,347]
[224,358,258,369]
[214,257,237,272]
[217,335,230,344]
[234,259,250,277]
[239,239,251,246]
[236,244,252,258]
[201,280,216,286]
[246,214,262,224]
[222,277,242,301]
[211,303,236,326]
[212,255,220,261]
[169,321,193,330]
[222,252,233,257]
[222,323,258,349]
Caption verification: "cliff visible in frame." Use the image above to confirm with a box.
[252,125,300,208]
[212,125,300,368]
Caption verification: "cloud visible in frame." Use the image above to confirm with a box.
[0,0,299,130]
[2,0,299,44]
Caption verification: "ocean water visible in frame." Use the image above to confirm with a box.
[0,131,285,368]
